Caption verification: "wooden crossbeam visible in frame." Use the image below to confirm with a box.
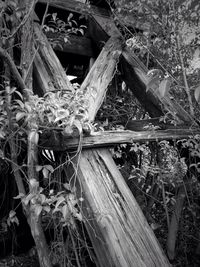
[39,128,200,150]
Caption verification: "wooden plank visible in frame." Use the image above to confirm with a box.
[33,51,56,94]
[122,49,196,125]
[45,32,94,57]
[76,148,171,267]
[80,36,123,121]
[34,22,75,93]
[38,0,110,17]
[39,128,200,150]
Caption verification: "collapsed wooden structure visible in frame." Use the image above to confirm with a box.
[2,0,199,266]
[31,1,200,267]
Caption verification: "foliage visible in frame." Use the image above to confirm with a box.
[43,12,87,49]
[113,0,200,114]
[0,84,91,141]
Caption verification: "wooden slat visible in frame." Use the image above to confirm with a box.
[33,51,56,94]
[122,49,196,125]
[39,128,200,150]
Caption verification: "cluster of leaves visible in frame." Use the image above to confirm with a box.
[12,178,83,227]
[113,0,200,109]
[96,88,146,130]
[43,12,87,48]
[0,85,91,140]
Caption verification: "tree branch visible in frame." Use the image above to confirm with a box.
[0,46,26,90]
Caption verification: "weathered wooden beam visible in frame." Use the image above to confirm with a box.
[45,32,94,57]
[39,128,200,150]
[33,50,56,95]
[34,22,75,93]
[38,0,110,17]
[122,48,196,125]
[80,36,123,121]
[76,148,171,267]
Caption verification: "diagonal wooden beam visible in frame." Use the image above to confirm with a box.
[89,11,197,125]
[34,22,75,93]
[80,36,123,121]
[122,48,196,125]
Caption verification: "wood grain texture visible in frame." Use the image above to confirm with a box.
[76,148,171,267]
[34,22,74,93]
[39,128,200,150]
[80,36,123,121]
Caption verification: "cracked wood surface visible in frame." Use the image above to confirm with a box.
[77,148,171,267]
[34,22,75,94]
[39,128,200,150]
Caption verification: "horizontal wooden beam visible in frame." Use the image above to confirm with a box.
[45,32,94,57]
[38,0,110,17]
[39,128,200,150]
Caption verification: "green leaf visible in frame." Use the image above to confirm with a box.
[63,183,71,191]
[14,90,23,100]
[158,78,171,98]
[55,195,65,210]
[15,99,24,109]
[24,102,32,113]
[44,165,54,173]
[43,205,51,213]
[13,193,25,199]
[61,204,70,220]
[36,165,43,172]
[42,167,49,179]
[35,204,43,217]
[23,193,34,205]
[9,210,16,218]
[146,76,160,92]
[16,112,26,121]
[73,119,82,134]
